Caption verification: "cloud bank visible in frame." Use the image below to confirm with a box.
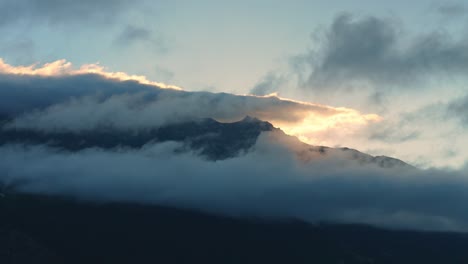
[1,132,468,232]
[0,58,377,142]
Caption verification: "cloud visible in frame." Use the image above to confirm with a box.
[0,0,133,27]
[0,58,377,140]
[299,13,468,91]
[115,25,152,45]
[435,2,468,18]
[3,86,374,135]
[1,132,468,232]
[447,94,468,126]
[250,73,285,96]
[0,58,181,89]
[369,127,420,143]
[114,25,168,53]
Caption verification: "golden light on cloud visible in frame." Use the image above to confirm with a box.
[275,110,381,146]
[0,58,182,90]
[247,94,382,146]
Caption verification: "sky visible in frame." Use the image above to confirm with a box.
[1,0,468,168]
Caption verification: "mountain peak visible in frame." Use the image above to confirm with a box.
[240,115,259,122]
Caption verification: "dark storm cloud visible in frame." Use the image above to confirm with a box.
[0,0,132,26]
[301,13,468,90]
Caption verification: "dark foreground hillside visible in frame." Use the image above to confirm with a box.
[1,193,467,264]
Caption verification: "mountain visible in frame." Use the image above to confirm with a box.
[304,146,413,169]
[0,116,274,160]
[0,116,410,167]
[1,192,468,264]
[0,116,464,263]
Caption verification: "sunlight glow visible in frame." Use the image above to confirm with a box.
[275,110,381,146]
[247,94,382,146]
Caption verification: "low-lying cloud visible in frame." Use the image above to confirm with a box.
[1,132,468,232]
